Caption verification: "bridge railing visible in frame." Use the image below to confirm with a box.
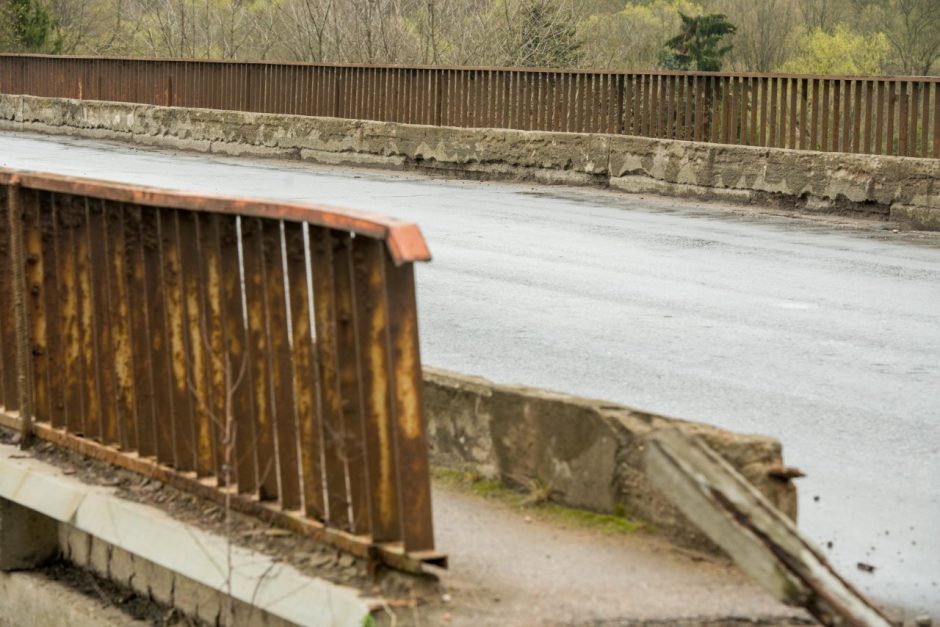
[0,167,444,571]
[1,53,939,159]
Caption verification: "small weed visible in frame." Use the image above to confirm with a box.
[431,466,648,535]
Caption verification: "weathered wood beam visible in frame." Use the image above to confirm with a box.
[645,428,893,627]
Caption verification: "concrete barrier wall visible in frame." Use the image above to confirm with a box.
[1,94,938,230]
[423,368,797,553]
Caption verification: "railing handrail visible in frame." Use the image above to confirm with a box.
[2,52,939,83]
[0,165,443,572]
[0,168,430,264]
[3,54,938,158]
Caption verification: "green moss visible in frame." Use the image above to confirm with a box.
[431,466,648,535]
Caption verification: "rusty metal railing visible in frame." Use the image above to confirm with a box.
[0,168,445,571]
[1,54,940,158]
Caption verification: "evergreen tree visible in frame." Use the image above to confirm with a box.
[661,12,736,71]
[1,0,61,52]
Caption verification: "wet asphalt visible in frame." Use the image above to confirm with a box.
[1,132,938,614]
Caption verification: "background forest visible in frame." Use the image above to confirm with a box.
[1,0,938,76]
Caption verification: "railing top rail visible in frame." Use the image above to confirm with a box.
[0,167,430,265]
[2,53,939,84]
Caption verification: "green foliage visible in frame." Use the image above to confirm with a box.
[2,0,62,52]
[779,25,889,75]
[661,11,736,71]
[579,0,703,69]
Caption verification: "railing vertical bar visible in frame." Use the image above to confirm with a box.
[40,193,66,428]
[333,233,370,536]
[23,189,49,424]
[163,210,197,469]
[198,214,229,484]
[933,82,940,158]
[353,237,401,542]
[1,184,17,411]
[309,225,352,531]
[285,222,325,520]
[146,209,176,464]
[789,76,798,149]
[758,77,767,147]
[263,219,302,510]
[105,202,136,451]
[7,183,33,443]
[798,78,808,150]
[242,217,279,500]
[124,206,156,457]
[863,80,873,154]
[887,80,897,155]
[77,200,102,441]
[921,80,930,157]
[59,195,85,435]
[899,80,909,156]
[385,256,433,552]
[852,80,862,153]
[220,216,258,494]
[842,79,853,153]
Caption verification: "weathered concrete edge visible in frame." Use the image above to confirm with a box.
[0,443,372,627]
[0,569,152,627]
[423,367,798,553]
[1,94,938,230]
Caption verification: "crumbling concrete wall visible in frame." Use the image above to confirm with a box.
[423,367,798,553]
[1,94,938,229]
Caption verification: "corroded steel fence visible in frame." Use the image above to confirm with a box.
[2,54,940,158]
[0,168,444,571]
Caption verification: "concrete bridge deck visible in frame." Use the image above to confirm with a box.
[2,131,938,618]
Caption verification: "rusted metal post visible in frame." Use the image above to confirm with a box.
[6,182,33,448]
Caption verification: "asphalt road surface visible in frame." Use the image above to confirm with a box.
[2,132,938,615]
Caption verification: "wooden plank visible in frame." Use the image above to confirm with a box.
[646,428,893,627]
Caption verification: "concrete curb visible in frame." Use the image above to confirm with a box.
[0,442,372,627]
[422,368,798,553]
[0,94,938,230]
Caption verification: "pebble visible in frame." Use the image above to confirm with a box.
[337,554,356,568]
[914,616,932,627]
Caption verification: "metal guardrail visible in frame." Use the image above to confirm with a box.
[1,54,939,158]
[0,168,445,571]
